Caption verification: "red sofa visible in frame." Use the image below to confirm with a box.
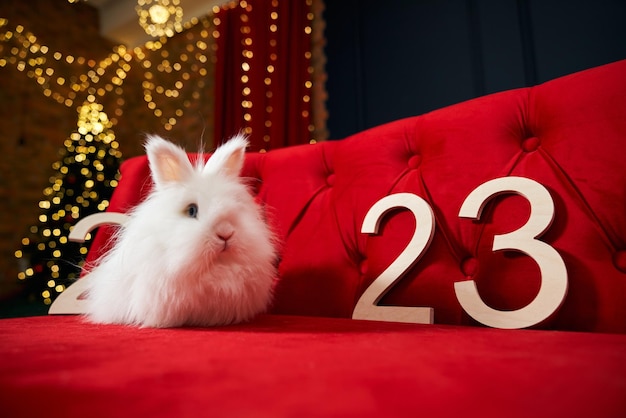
[2,60,625,417]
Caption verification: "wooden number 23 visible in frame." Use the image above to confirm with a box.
[352,176,568,329]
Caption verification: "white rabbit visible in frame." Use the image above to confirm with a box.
[84,134,277,327]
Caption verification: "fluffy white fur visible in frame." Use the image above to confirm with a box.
[84,134,277,328]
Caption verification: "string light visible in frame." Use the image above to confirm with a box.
[209,0,317,151]
[239,1,253,137]
[304,3,315,138]
[260,0,279,151]
[0,16,217,131]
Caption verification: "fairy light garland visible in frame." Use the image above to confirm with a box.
[305,0,316,143]
[240,1,253,137]
[209,0,317,152]
[262,0,278,149]
[0,15,219,131]
[5,0,321,140]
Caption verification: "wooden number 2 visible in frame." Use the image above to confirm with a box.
[48,212,129,315]
[352,193,435,324]
[455,176,568,329]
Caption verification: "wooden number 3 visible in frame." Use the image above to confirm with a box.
[455,176,568,328]
[352,176,568,329]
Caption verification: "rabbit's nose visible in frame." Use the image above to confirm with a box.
[216,224,235,244]
[218,230,234,242]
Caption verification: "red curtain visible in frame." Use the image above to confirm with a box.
[212,0,314,152]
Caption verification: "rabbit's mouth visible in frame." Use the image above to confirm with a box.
[216,224,235,252]
[217,232,234,252]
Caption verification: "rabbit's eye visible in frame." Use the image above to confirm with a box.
[186,203,198,218]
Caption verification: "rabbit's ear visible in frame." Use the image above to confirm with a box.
[145,135,194,188]
[204,134,248,177]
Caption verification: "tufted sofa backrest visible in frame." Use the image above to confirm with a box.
[90,60,626,333]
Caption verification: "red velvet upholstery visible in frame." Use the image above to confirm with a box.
[2,61,626,418]
[2,315,625,418]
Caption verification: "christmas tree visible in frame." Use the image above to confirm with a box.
[15,101,121,306]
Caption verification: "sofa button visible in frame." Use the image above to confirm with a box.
[460,256,478,277]
[522,136,540,152]
[612,250,626,273]
[326,173,335,186]
[408,155,422,169]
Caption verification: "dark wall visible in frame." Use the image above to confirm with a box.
[323,0,626,139]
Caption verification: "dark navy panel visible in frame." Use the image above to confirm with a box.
[323,0,626,140]
[358,0,476,131]
[323,0,365,139]
[477,0,527,93]
[529,0,626,82]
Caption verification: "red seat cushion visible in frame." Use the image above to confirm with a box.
[1,315,625,418]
